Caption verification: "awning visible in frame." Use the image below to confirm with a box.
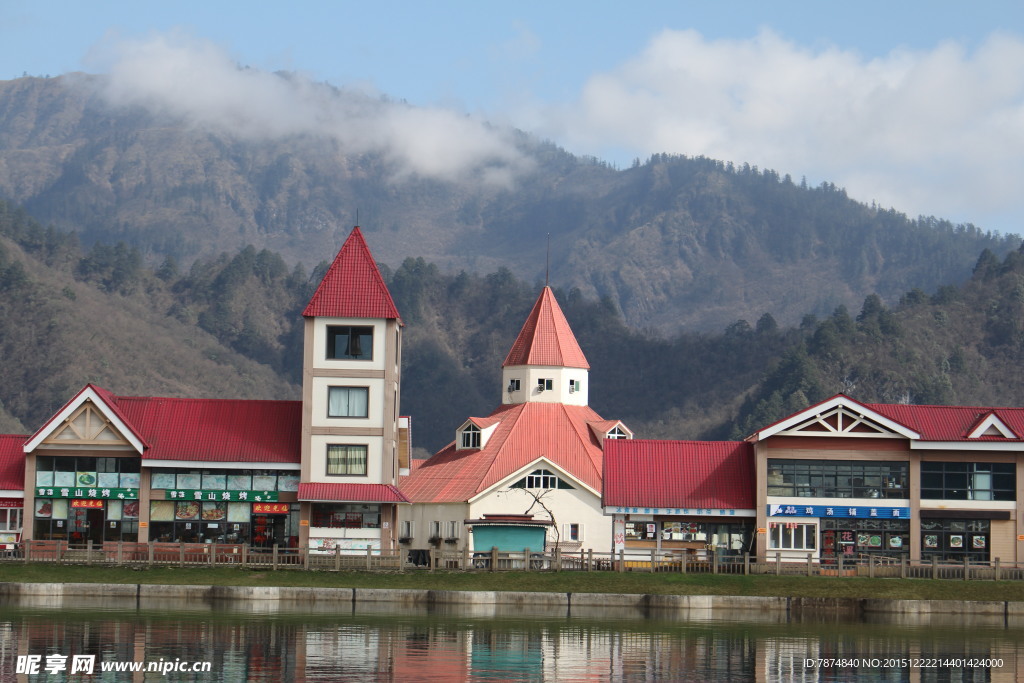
[297,483,410,504]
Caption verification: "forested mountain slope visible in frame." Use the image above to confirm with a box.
[0,75,1016,334]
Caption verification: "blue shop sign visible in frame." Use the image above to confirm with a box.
[768,504,909,519]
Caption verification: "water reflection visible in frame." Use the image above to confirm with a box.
[0,595,1020,681]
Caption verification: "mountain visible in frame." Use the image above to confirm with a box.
[5,196,1024,453]
[0,74,1017,334]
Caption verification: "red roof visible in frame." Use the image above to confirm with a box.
[112,396,301,463]
[866,402,1024,441]
[401,402,609,503]
[298,482,409,503]
[303,226,401,321]
[602,439,755,509]
[757,393,1024,443]
[502,287,589,369]
[0,435,26,490]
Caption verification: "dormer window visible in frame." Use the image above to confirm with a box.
[607,426,627,439]
[461,424,481,449]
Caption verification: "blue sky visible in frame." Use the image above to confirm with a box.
[4,1,1024,235]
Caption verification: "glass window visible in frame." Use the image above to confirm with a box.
[461,425,481,449]
[326,445,368,476]
[767,460,908,498]
[310,503,380,529]
[327,387,369,418]
[326,325,373,360]
[768,522,817,550]
[920,462,1015,501]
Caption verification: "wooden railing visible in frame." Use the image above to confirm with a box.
[2,541,1021,580]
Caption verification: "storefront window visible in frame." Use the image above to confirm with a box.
[820,518,908,561]
[311,503,381,529]
[768,522,817,550]
[148,502,295,545]
[35,455,140,489]
[0,508,21,531]
[767,459,908,498]
[921,519,990,562]
[149,468,299,492]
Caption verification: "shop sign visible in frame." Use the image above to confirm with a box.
[768,504,909,519]
[252,503,290,514]
[70,499,104,509]
[36,487,138,500]
[164,490,278,502]
[605,506,751,517]
[0,498,22,508]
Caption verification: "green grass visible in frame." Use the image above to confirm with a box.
[1,564,1022,602]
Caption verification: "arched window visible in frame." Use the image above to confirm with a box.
[511,468,575,490]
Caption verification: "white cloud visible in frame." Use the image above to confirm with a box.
[530,28,1024,232]
[86,31,530,186]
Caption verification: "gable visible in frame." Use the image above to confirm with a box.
[25,386,145,454]
[756,395,919,441]
[44,402,132,446]
[968,412,1017,439]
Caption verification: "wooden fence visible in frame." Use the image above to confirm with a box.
[3,541,1023,580]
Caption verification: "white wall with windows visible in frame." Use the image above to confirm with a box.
[471,470,609,553]
[501,366,589,406]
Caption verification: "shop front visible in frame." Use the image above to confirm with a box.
[767,503,911,561]
[610,507,756,561]
[147,467,301,547]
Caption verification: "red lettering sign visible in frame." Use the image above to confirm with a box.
[71,499,105,509]
[253,503,289,514]
[0,498,22,509]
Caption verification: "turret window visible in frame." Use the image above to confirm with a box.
[537,378,553,392]
[326,325,373,360]
[461,425,481,449]
[568,379,582,393]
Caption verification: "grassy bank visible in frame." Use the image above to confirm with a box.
[1,564,1023,602]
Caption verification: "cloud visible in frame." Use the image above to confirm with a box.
[87,31,529,186]
[530,28,1024,232]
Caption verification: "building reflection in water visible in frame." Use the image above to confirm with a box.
[0,598,1021,681]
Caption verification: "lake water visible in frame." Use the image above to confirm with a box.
[0,595,1020,681]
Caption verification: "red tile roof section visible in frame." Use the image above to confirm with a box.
[866,402,1024,441]
[0,435,26,490]
[298,482,410,503]
[602,439,755,509]
[400,402,608,503]
[302,226,402,321]
[502,287,589,369]
[111,396,301,463]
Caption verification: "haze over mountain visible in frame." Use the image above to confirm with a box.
[0,73,1017,335]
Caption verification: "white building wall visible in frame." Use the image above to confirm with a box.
[501,366,589,406]
[469,486,611,553]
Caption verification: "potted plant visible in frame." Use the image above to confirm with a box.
[398,537,412,544]
[427,535,442,547]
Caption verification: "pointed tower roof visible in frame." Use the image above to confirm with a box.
[502,287,589,369]
[303,227,401,321]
